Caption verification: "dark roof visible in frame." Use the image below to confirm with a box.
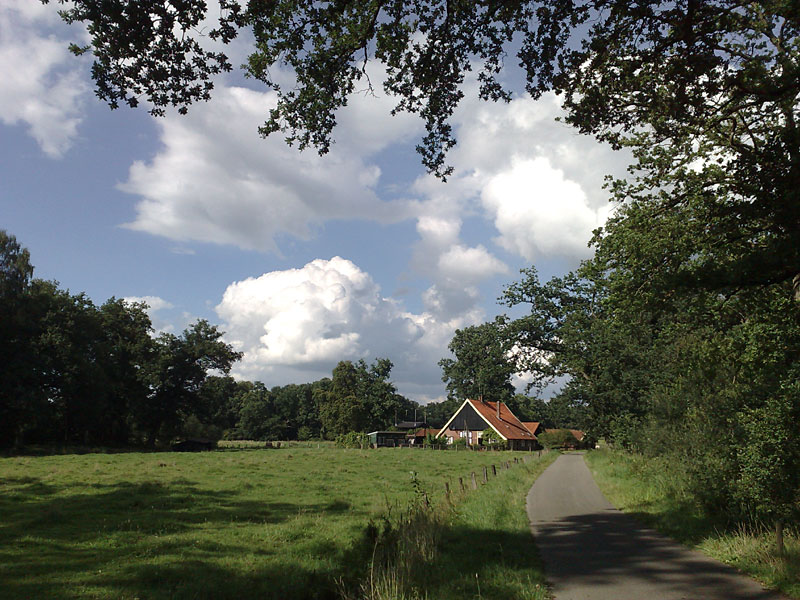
[394,420,426,430]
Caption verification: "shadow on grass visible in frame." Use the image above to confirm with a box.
[624,499,729,547]
[1,475,551,600]
[0,476,360,600]
[420,524,548,600]
[0,445,164,457]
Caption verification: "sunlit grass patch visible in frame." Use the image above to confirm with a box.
[1,446,534,599]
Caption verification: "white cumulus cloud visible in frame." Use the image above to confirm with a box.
[215,256,476,401]
[437,244,509,285]
[120,76,421,252]
[410,90,628,265]
[123,295,175,312]
[122,295,183,334]
[481,156,612,261]
[0,0,88,157]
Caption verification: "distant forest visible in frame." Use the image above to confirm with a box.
[1,230,579,450]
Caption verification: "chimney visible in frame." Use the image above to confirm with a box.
[496,401,500,420]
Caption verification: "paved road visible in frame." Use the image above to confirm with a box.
[526,453,785,600]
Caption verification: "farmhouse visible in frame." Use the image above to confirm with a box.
[436,399,538,451]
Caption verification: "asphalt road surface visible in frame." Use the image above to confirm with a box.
[526,453,785,600]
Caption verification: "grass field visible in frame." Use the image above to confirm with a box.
[420,451,555,600]
[586,448,800,599]
[1,446,552,599]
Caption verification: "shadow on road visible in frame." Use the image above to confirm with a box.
[535,510,776,598]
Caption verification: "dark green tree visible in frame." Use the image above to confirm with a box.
[0,231,38,447]
[422,396,461,428]
[319,361,365,438]
[235,382,277,440]
[97,298,155,444]
[197,375,244,435]
[439,317,515,404]
[31,283,110,445]
[737,382,800,556]
[136,320,242,445]
[318,358,410,437]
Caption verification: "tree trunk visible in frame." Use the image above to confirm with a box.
[777,519,785,556]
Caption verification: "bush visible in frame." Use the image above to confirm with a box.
[609,413,644,450]
[481,428,507,450]
[423,433,444,448]
[335,431,369,449]
[538,429,576,449]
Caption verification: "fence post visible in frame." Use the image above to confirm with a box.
[444,481,451,500]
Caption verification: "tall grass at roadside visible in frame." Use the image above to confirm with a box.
[586,448,800,598]
[347,451,557,600]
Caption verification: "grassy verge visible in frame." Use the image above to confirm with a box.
[585,448,800,598]
[350,451,558,600]
[0,446,532,599]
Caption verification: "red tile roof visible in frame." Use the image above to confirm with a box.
[407,428,440,437]
[522,422,542,436]
[469,400,537,441]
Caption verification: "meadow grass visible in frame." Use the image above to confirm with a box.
[347,451,558,600]
[0,446,543,599]
[421,450,557,600]
[585,448,800,599]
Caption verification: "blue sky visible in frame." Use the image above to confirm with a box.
[1,1,630,403]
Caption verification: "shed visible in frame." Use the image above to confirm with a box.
[367,431,408,448]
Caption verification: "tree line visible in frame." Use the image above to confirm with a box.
[0,230,241,448]
[0,231,433,448]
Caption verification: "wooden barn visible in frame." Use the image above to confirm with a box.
[436,399,538,451]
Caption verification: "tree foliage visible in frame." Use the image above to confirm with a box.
[439,317,515,404]
[318,358,412,438]
[0,232,244,448]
